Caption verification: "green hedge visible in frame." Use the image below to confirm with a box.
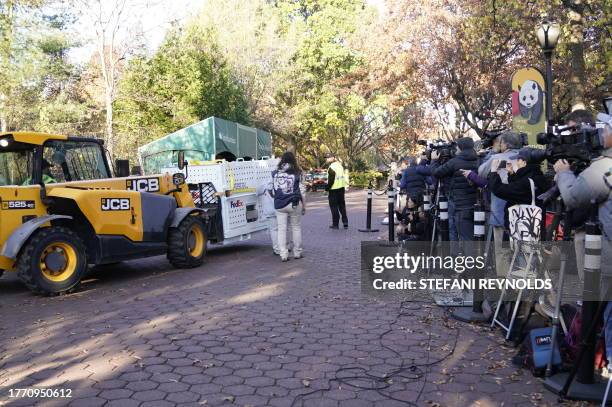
[350,170,384,189]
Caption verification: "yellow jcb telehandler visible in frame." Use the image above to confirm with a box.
[0,132,207,295]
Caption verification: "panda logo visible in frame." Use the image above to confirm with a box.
[518,80,544,125]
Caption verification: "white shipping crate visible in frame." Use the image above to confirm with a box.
[162,158,279,243]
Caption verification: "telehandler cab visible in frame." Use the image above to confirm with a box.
[0,132,207,295]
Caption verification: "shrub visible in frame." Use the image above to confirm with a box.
[350,170,384,189]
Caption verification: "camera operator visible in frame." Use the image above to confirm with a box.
[478,130,504,164]
[554,116,612,360]
[553,117,612,279]
[478,131,524,276]
[488,149,550,232]
[417,147,457,240]
[552,109,598,281]
[416,153,435,186]
[399,156,426,197]
[433,137,479,253]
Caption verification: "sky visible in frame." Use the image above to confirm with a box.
[70,0,386,64]
[69,0,197,63]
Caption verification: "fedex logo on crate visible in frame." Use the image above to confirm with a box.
[230,199,244,209]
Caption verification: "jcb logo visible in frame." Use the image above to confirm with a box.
[127,178,160,192]
[101,198,131,211]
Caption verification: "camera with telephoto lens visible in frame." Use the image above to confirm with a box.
[536,102,612,204]
[480,129,528,149]
[534,122,608,204]
[417,139,456,163]
[480,128,506,149]
[533,123,606,171]
[477,130,528,159]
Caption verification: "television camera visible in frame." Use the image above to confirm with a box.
[417,139,456,163]
[523,123,608,172]
[480,128,506,150]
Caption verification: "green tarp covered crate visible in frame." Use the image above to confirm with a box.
[138,117,272,174]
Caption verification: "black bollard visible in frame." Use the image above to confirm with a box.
[423,190,431,212]
[452,194,487,323]
[438,194,449,241]
[576,204,602,385]
[388,180,395,242]
[359,181,379,233]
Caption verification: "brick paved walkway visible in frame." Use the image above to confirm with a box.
[0,190,566,406]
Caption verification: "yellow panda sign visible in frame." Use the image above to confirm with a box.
[511,68,546,145]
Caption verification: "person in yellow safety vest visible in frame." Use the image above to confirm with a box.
[325,153,349,229]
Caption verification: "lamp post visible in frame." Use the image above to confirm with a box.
[535,20,560,125]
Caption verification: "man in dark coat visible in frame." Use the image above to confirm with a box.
[399,157,426,197]
[433,137,479,248]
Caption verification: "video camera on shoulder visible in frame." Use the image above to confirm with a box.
[480,128,506,149]
[417,139,456,163]
[533,123,606,172]
[477,129,527,159]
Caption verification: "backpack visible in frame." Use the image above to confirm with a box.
[564,307,607,369]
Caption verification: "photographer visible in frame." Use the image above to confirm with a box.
[488,148,550,232]
[417,147,457,240]
[554,116,612,361]
[478,130,504,164]
[478,131,523,276]
[416,151,442,183]
[554,118,612,276]
[433,137,479,250]
[395,194,426,241]
[399,156,426,197]
[555,109,597,280]
[417,153,436,185]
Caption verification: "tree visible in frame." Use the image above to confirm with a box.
[74,0,146,157]
[192,0,299,131]
[114,27,250,160]
[380,0,609,138]
[0,0,45,131]
[0,1,98,134]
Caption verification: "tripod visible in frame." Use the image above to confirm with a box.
[428,180,449,260]
[545,200,608,402]
[427,180,441,252]
[544,199,572,377]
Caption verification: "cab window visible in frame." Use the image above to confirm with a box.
[0,140,35,186]
[43,141,110,182]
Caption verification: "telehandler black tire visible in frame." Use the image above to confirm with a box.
[16,226,87,296]
[167,215,207,268]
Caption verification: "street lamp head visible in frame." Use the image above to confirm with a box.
[536,20,561,51]
[604,96,612,115]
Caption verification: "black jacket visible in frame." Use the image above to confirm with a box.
[432,149,479,209]
[417,160,449,191]
[395,208,426,240]
[488,164,550,231]
[399,165,426,197]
